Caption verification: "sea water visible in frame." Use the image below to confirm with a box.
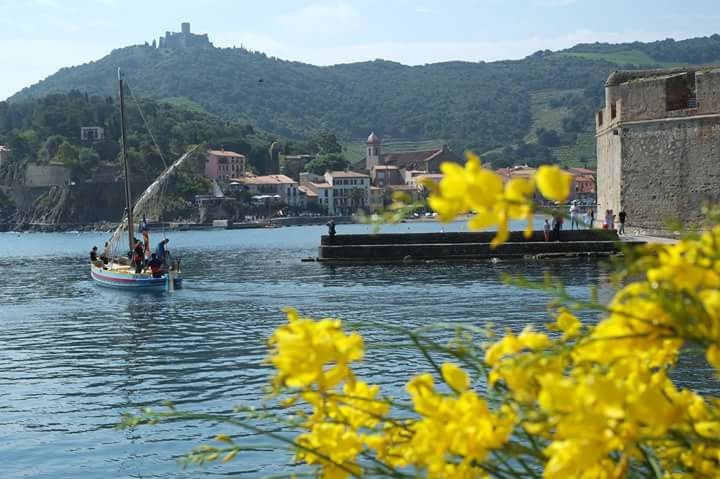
[0,221,714,478]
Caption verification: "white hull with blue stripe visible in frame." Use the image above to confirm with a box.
[90,263,182,290]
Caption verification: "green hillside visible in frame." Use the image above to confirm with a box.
[7,32,720,169]
[558,35,720,66]
[7,41,618,155]
[556,50,666,67]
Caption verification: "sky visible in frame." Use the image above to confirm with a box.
[1,0,720,100]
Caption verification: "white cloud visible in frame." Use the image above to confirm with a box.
[275,2,361,35]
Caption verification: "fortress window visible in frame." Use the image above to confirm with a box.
[666,72,697,111]
[611,102,617,119]
[597,110,603,126]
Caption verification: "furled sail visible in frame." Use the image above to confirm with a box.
[106,144,200,257]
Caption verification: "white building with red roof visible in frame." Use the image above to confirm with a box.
[231,174,301,206]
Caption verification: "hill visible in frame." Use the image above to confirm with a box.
[0,90,280,183]
[557,35,720,66]
[8,31,720,168]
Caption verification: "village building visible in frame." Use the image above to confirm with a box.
[299,173,334,214]
[370,165,404,187]
[497,165,594,204]
[567,167,596,204]
[299,170,370,215]
[364,132,462,172]
[205,148,246,182]
[596,67,720,232]
[80,126,104,141]
[324,170,370,216]
[369,186,385,212]
[230,174,301,207]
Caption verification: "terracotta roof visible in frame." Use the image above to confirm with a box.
[208,149,245,158]
[367,132,381,144]
[312,182,332,189]
[381,149,441,169]
[298,185,318,197]
[233,174,296,185]
[328,170,370,178]
[496,166,536,179]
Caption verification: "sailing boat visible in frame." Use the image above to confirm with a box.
[90,69,194,290]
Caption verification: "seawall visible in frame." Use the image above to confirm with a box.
[318,229,631,262]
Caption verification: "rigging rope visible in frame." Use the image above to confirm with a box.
[125,80,168,169]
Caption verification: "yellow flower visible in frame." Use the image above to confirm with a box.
[535,165,573,203]
[553,309,582,339]
[269,309,364,390]
[707,344,720,371]
[441,363,470,393]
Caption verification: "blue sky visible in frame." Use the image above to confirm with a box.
[1,0,720,100]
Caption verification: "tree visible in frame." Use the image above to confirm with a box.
[310,131,342,154]
[304,153,349,175]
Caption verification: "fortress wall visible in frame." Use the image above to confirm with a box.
[618,77,667,122]
[697,69,720,114]
[619,117,720,232]
[596,129,623,226]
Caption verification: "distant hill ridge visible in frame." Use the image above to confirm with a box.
[8,26,720,160]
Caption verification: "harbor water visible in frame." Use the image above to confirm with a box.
[0,221,715,478]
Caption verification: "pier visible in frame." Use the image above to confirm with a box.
[317,230,638,262]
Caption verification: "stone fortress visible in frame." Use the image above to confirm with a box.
[158,22,212,49]
[596,67,720,233]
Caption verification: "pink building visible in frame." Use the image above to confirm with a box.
[205,149,246,181]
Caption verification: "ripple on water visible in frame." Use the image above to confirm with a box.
[0,227,716,478]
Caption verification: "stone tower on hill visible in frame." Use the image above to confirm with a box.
[158,22,213,49]
[596,67,720,233]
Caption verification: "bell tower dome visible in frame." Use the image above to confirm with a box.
[366,132,382,170]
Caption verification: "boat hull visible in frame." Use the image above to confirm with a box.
[90,264,182,290]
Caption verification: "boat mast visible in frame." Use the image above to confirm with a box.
[118,68,134,252]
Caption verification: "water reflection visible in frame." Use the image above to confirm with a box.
[0,226,715,478]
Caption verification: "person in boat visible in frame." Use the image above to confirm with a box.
[132,239,145,274]
[156,238,170,268]
[156,238,169,260]
[146,253,164,278]
[100,241,110,264]
[90,246,99,262]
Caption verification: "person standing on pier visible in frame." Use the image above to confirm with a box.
[569,200,581,230]
[618,209,627,235]
[326,219,336,242]
[543,219,551,241]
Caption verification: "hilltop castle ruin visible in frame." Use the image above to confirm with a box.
[158,22,212,49]
[596,67,720,233]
